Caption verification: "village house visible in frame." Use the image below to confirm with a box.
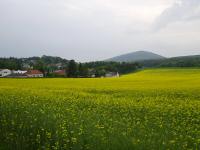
[55,63,63,69]
[6,70,28,78]
[54,70,66,77]
[26,70,44,78]
[105,72,119,78]
[91,74,96,78]
[12,70,27,74]
[0,69,12,77]
[22,63,32,69]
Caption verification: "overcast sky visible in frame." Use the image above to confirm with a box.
[0,0,200,62]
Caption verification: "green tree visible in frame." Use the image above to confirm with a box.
[78,63,89,77]
[95,69,106,77]
[67,60,77,77]
[33,60,45,73]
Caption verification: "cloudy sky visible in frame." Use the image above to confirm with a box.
[0,0,200,61]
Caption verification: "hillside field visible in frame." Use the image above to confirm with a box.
[0,68,200,149]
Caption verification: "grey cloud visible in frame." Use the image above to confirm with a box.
[0,0,200,61]
[153,0,200,30]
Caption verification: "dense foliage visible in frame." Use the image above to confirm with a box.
[158,55,200,67]
[0,69,200,149]
[0,55,69,70]
[84,61,141,73]
[139,55,200,68]
[0,57,22,70]
[0,56,140,77]
[67,60,78,77]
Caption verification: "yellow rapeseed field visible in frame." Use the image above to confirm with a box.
[0,68,200,150]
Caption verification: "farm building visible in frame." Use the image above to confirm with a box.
[12,70,27,74]
[5,70,28,78]
[54,70,66,76]
[105,72,119,78]
[26,70,44,78]
[0,69,12,77]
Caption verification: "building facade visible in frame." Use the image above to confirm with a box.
[0,69,12,77]
[26,70,44,78]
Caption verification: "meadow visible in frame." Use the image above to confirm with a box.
[0,68,200,150]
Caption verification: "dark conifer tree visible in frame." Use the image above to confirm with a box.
[67,60,77,77]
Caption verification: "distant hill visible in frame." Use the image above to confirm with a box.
[107,51,200,68]
[106,51,166,62]
[140,55,200,67]
[159,55,200,67]
[1,52,200,72]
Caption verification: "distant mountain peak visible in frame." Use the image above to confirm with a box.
[106,51,166,62]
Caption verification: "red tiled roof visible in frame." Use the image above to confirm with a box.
[54,70,65,75]
[26,70,43,75]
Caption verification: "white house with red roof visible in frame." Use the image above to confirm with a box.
[0,69,12,77]
[54,70,66,76]
[26,70,44,78]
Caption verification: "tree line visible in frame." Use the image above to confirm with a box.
[0,56,141,78]
[66,60,141,77]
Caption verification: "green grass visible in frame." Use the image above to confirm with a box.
[0,68,200,150]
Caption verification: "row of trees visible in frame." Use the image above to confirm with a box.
[0,56,141,78]
[0,55,68,70]
[0,58,22,70]
[66,60,141,78]
[67,60,89,77]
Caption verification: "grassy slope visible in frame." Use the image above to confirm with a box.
[0,68,200,150]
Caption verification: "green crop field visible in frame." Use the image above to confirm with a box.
[0,68,200,150]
